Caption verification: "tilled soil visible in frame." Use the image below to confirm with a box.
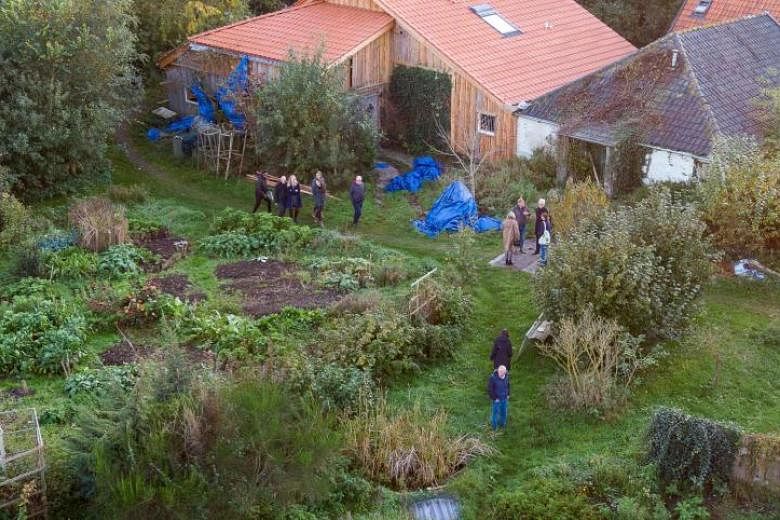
[101,340,154,366]
[215,259,340,317]
[4,386,36,399]
[134,229,190,271]
[147,273,206,303]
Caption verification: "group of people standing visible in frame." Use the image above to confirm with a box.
[501,197,552,267]
[253,172,366,227]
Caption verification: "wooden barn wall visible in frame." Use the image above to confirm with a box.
[350,30,393,89]
[390,23,515,159]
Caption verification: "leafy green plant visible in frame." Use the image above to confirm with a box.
[0,277,56,300]
[98,244,149,279]
[648,408,741,491]
[106,184,148,204]
[65,365,138,398]
[490,477,602,520]
[674,496,710,520]
[201,209,316,257]
[475,157,541,215]
[37,229,78,253]
[0,298,88,375]
[45,247,99,280]
[304,256,373,291]
[127,216,164,237]
[9,246,45,279]
[183,310,267,366]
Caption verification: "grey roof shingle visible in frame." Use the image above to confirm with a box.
[520,14,780,157]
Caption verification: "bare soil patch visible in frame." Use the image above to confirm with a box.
[147,273,206,303]
[134,229,190,271]
[101,340,154,366]
[4,386,36,399]
[215,259,340,317]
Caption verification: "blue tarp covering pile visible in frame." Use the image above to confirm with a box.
[215,56,249,130]
[413,181,502,237]
[147,116,197,141]
[385,156,441,193]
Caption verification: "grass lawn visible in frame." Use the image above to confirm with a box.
[6,128,779,518]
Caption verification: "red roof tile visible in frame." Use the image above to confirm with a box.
[377,0,636,105]
[670,0,779,31]
[190,2,393,64]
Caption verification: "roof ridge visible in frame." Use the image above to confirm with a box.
[674,32,722,140]
[672,12,772,35]
[189,1,325,41]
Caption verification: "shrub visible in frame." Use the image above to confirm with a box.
[647,408,741,491]
[183,310,267,367]
[106,184,148,204]
[37,229,78,253]
[0,277,56,300]
[64,365,138,398]
[526,147,559,191]
[387,65,451,154]
[10,245,45,279]
[68,197,129,252]
[117,283,188,327]
[538,308,660,412]
[44,247,99,280]
[98,244,149,279]
[331,290,384,316]
[545,178,609,237]
[475,157,540,215]
[699,157,779,266]
[535,188,714,340]
[0,298,88,375]
[304,256,373,291]
[127,216,164,237]
[255,52,379,186]
[489,477,602,520]
[0,192,42,249]
[345,397,493,490]
[292,361,375,414]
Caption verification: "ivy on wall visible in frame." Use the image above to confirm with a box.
[387,65,452,154]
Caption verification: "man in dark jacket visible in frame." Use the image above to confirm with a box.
[533,198,549,255]
[274,175,288,217]
[311,170,326,226]
[490,329,513,370]
[511,198,530,253]
[349,175,365,225]
[252,172,272,213]
[487,365,510,430]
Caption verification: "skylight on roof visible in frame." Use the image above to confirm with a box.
[470,4,521,37]
[693,0,712,15]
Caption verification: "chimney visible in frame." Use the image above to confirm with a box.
[671,49,679,68]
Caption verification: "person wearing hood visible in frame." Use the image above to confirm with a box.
[490,329,513,370]
[274,175,288,217]
[487,365,510,431]
[502,212,520,265]
[252,172,272,213]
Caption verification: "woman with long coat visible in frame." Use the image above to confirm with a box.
[502,212,520,266]
[287,175,302,222]
[274,175,288,217]
[311,171,326,226]
[490,329,513,370]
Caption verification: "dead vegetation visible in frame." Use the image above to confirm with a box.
[68,197,128,252]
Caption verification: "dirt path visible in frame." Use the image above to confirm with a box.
[115,120,168,179]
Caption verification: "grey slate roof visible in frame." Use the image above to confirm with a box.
[520,14,780,157]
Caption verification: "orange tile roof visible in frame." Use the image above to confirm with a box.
[376,0,636,105]
[189,2,393,64]
[670,0,780,31]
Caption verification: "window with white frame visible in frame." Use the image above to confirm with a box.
[184,87,198,105]
[478,112,497,135]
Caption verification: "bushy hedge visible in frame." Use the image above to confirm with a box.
[535,188,713,340]
[388,65,451,154]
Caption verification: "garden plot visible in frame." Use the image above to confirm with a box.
[146,273,206,303]
[133,228,190,271]
[215,259,340,317]
[100,340,155,366]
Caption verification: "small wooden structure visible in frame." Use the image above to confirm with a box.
[408,268,438,320]
[0,409,47,518]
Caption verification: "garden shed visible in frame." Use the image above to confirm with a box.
[158,0,635,160]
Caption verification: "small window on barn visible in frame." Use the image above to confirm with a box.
[470,4,521,37]
[478,112,497,135]
[184,87,198,106]
[693,0,712,15]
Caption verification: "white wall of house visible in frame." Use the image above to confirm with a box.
[516,116,559,157]
[643,148,697,183]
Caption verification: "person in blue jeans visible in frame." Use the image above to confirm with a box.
[538,212,551,267]
[487,365,510,430]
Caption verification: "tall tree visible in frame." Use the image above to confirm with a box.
[578,0,683,46]
[0,0,141,199]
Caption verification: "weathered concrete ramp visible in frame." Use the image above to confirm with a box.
[409,495,461,520]
[488,241,539,274]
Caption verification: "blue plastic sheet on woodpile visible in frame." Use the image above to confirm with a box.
[146,116,197,141]
[474,215,502,232]
[412,180,497,237]
[215,55,249,130]
[385,156,441,193]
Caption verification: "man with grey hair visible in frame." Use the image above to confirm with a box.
[349,175,365,226]
[487,365,510,431]
[533,198,549,255]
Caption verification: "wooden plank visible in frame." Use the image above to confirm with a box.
[246,173,342,201]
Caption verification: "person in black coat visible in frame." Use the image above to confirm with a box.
[274,175,288,217]
[533,198,549,255]
[287,175,302,222]
[252,172,272,213]
[490,329,513,370]
[349,176,365,225]
[311,171,326,226]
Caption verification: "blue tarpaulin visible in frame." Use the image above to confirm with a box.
[413,181,501,237]
[216,56,249,130]
[385,156,441,193]
[191,84,216,123]
[146,115,197,141]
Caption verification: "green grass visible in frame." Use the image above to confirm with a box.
[7,129,779,518]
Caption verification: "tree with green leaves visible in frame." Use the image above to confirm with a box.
[255,52,379,186]
[0,0,140,200]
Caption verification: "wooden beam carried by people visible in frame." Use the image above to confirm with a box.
[246,172,341,201]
